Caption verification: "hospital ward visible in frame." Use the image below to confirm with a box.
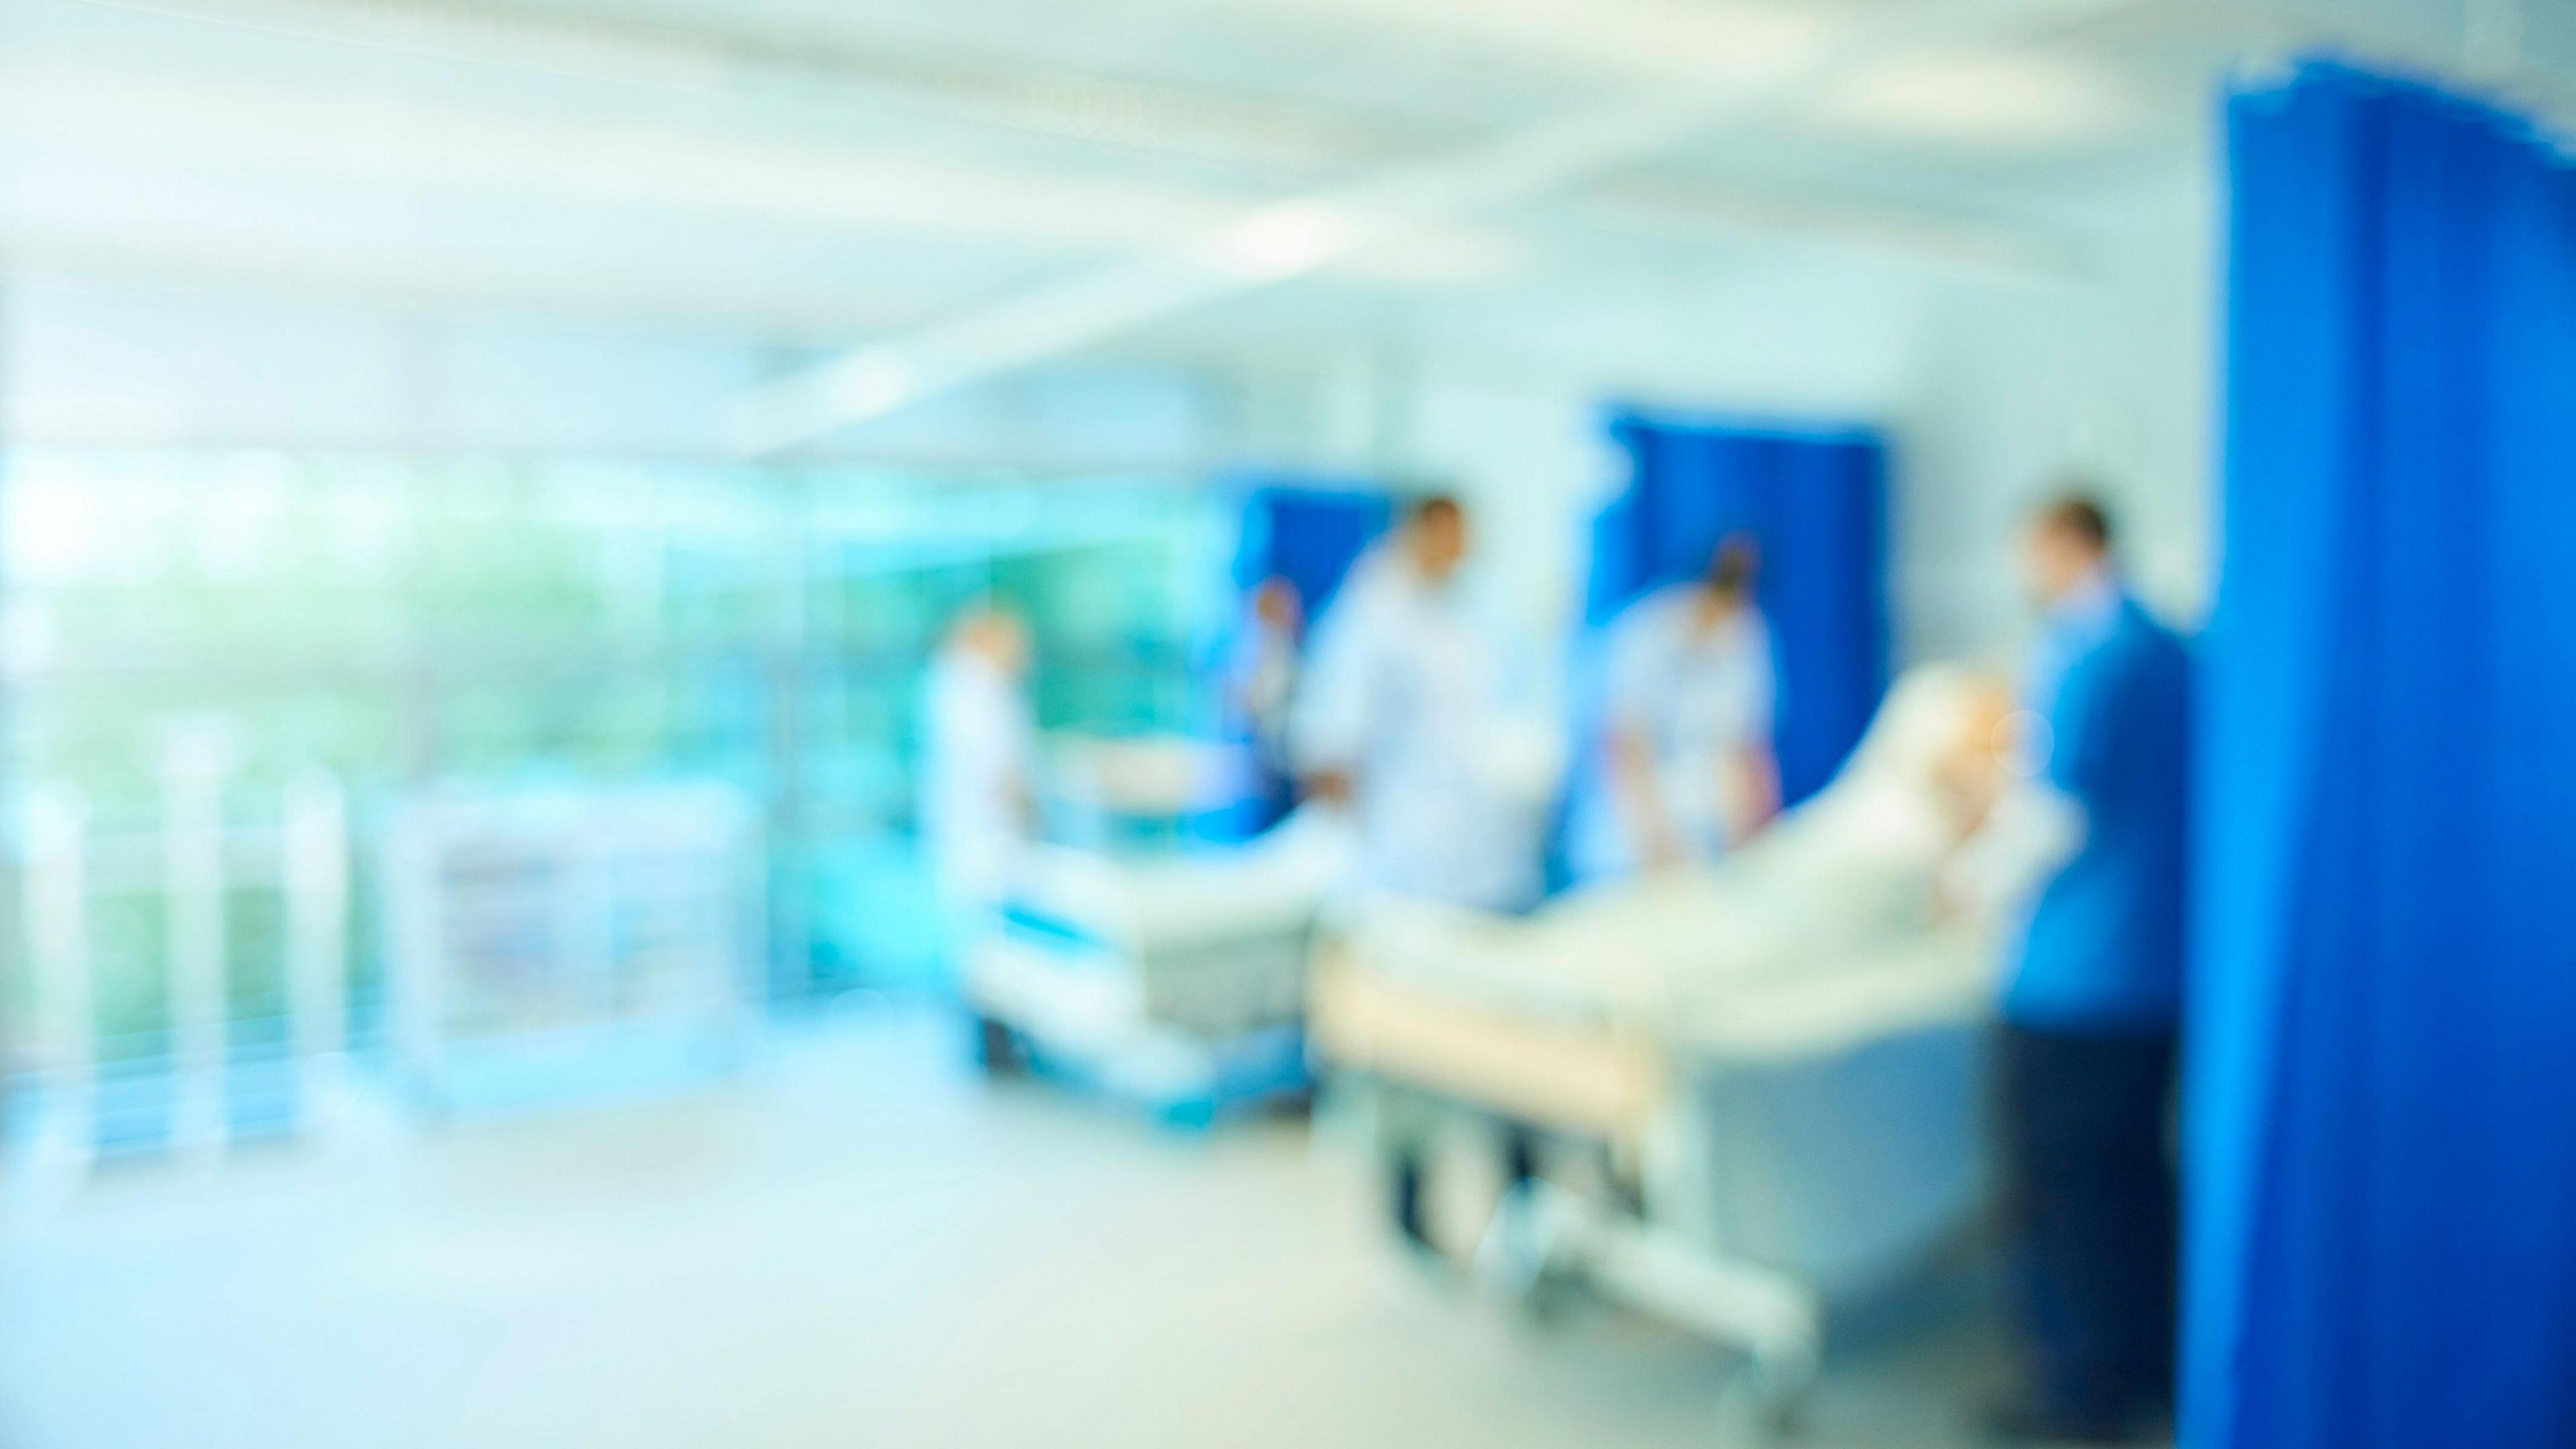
[2,3,2572,1448]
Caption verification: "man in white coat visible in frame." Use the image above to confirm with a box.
[920,606,1035,941]
[1291,494,1546,915]
[1293,494,1553,1258]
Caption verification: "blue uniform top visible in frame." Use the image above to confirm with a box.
[2005,580,2192,1032]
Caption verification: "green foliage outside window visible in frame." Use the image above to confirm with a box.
[3,449,1229,1050]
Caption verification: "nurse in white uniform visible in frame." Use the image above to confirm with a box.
[1292,494,1543,915]
[922,606,1040,1071]
[920,606,1037,932]
[1580,534,1782,879]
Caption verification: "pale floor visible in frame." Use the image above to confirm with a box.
[1,1011,2038,1449]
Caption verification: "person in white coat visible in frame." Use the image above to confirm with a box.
[921,606,1040,1071]
[920,606,1036,931]
[1291,494,1545,915]
[1574,534,1782,880]
[1298,494,1557,1259]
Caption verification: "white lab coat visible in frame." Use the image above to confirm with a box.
[1291,551,1547,912]
[1572,585,1779,881]
[919,650,1036,917]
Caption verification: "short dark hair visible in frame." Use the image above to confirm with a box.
[1707,533,1760,597]
[2035,494,2114,552]
[1406,493,1464,527]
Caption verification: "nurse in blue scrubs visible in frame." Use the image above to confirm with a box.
[1992,496,2192,1445]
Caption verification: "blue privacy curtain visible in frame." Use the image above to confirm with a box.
[1229,478,1392,623]
[2190,62,2576,1449]
[1214,477,1390,835]
[1588,412,1888,807]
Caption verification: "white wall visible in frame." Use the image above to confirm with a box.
[1281,144,2218,678]
[0,274,1236,470]
[1890,154,2217,665]
[1260,251,1939,652]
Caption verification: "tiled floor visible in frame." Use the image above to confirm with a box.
[1,1011,2061,1448]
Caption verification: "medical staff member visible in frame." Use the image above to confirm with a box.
[1991,496,2190,1445]
[1291,494,1544,914]
[1226,575,1305,831]
[1293,494,1551,1258]
[919,606,1037,1063]
[1587,533,1782,877]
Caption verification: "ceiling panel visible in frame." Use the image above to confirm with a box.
[7,0,2561,357]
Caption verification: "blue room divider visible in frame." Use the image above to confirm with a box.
[1588,411,1888,808]
[1210,476,1391,837]
[2190,61,2576,1449]
[1228,478,1392,623]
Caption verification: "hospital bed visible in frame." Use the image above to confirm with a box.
[1041,732,1248,848]
[963,806,1354,1124]
[1309,667,2012,1417]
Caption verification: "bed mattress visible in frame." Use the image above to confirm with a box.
[1322,663,2010,1040]
[1007,808,1355,959]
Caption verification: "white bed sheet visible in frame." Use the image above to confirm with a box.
[1009,808,1356,956]
[1332,665,2007,1038]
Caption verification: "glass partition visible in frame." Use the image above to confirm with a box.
[1,448,1229,1134]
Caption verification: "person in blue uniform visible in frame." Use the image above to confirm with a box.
[1991,495,2191,1444]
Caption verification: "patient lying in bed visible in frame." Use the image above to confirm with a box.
[1334,665,2017,1027]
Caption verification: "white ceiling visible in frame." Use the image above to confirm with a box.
[0,0,2565,356]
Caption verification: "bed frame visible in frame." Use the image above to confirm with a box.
[1310,937,1994,1427]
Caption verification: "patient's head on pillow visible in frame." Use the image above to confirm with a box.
[1936,675,2016,833]
[1849,667,1993,775]
[1840,666,2013,831]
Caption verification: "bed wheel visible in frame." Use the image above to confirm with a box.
[971,1014,1025,1077]
[1717,1364,1812,1444]
[1750,1349,1821,1443]
[1387,1148,1434,1252]
[1762,1387,1811,1442]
